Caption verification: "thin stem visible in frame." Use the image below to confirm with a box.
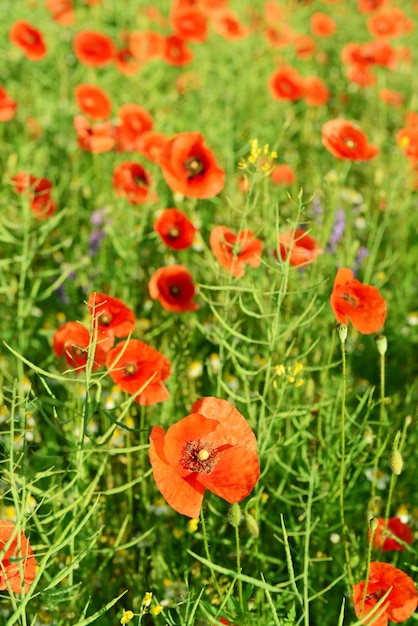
[371,341,387,502]
[359,518,378,618]
[232,503,244,613]
[337,324,353,587]
[200,507,223,600]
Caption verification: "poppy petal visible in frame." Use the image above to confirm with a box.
[149,426,205,517]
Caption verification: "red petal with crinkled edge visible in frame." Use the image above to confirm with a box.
[330,268,386,334]
[149,425,205,518]
[199,444,260,503]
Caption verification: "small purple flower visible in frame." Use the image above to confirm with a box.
[89,207,111,257]
[353,246,369,274]
[327,207,345,252]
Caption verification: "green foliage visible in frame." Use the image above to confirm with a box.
[0,1,417,625]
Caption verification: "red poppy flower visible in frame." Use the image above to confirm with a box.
[310,12,337,37]
[268,65,306,102]
[149,396,260,518]
[370,517,413,552]
[74,84,112,120]
[341,40,397,71]
[149,265,199,312]
[160,131,225,199]
[73,30,116,67]
[264,24,295,49]
[211,9,250,41]
[303,76,330,106]
[330,268,386,334]
[379,88,404,108]
[137,131,169,165]
[53,321,110,371]
[278,228,323,266]
[170,5,208,43]
[270,164,296,185]
[397,126,418,160]
[154,208,196,250]
[12,171,56,219]
[0,521,36,594]
[352,562,418,626]
[87,293,136,338]
[114,46,142,75]
[0,86,17,122]
[112,161,157,205]
[129,30,165,62]
[294,35,316,60]
[322,119,379,160]
[367,8,414,39]
[210,226,263,278]
[9,21,47,61]
[73,115,116,153]
[163,35,194,66]
[358,0,384,13]
[346,63,377,88]
[106,339,171,406]
[115,104,154,152]
[46,0,75,26]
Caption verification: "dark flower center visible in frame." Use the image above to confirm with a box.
[341,292,358,306]
[183,157,205,178]
[366,589,386,602]
[133,173,148,187]
[98,311,112,326]
[71,344,86,358]
[123,363,138,376]
[169,285,181,297]
[181,440,218,473]
[167,226,180,239]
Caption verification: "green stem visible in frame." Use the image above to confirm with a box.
[371,343,387,502]
[337,324,353,587]
[232,503,244,613]
[200,507,223,600]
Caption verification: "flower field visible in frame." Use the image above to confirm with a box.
[0,0,417,625]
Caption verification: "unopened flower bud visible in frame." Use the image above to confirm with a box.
[369,517,379,533]
[228,503,242,528]
[375,334,387,355]
[245,513,260,538]
[337,323,348,343]
[390,449,403,475]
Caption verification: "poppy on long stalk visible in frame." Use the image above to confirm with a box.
[149,397,260,518]
[106,339,171,406]
[352,562,418,626]
[160,132,225,199]
[330,268,386,334]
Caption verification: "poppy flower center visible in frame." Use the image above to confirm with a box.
[167,226,180,239]
[344,137,357,150]
[181,440,218,473]
[71,344,86,357]
[183,157,205,178]
[133,173,148,187]
[366,589,386,602]
[169,285,181,297]
[123,363,138,376]
[98,311,113,326]
[341,292,358,306]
